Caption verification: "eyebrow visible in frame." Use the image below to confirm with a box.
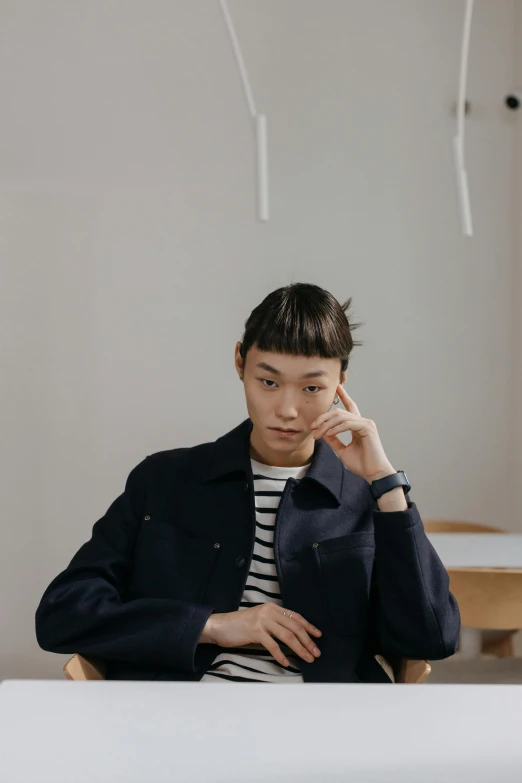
[255,361,329,379]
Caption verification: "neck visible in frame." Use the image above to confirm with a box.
[249,427,314,468]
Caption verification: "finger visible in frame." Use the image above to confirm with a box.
[311,410,350,431]
[313,412,345,438]
[259,632,289,667]
[270,621,318,664]
[275,607,322,637]
[278,616,321,658]
[321,432,346,458]
[337,385,361,416]
[322,417,369,438]
[324,422,356,437]
[314,412,365,439]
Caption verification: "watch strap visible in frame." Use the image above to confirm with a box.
[369,470,411,501]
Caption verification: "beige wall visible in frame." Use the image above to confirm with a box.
[1,0,518,679]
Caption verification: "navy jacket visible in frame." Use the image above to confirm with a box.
[35,417,460,682]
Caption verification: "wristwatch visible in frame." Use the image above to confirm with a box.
[369,470,411,501]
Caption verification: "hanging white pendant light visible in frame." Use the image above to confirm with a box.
[454,0,474,237]
[219,0,269,222]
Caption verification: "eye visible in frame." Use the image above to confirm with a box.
[258,379,323,393]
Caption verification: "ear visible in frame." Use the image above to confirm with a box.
[235,341,244,377]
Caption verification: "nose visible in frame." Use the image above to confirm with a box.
[275,397,299,420]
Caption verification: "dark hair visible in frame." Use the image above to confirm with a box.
[239,282,363,381]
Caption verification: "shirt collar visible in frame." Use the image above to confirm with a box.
[203,417,360,507]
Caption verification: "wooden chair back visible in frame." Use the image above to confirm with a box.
[395,658,431,684]
[63,653,431,683]
[423,519,506,533]
[63,654,107,680]
[447,569,522,630]
[423,520,519,656]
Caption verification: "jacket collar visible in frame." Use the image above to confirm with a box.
[203,417,357,507]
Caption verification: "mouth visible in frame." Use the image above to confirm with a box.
[269,427,300,436]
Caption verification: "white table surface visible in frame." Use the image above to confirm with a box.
[1,680,522,783]
[426,533,522,569]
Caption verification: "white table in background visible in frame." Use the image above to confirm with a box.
[1,680,522,783]
[426,533,522,569]
[427,533,522,658]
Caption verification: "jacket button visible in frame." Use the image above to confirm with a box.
[235,555,246,568]
[312,542,319,548]
[144,515,150,521]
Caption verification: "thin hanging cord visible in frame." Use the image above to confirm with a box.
[218,0,269,221]
[456,0,473,148]
[454,0,474,236]
[219,0,257,118]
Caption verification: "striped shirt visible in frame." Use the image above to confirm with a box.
[200,457,394,683]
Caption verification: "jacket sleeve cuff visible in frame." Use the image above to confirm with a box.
[372,497,420,529]
[170,603,216,673]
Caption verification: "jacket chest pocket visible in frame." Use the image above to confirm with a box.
[312,531,375,639]
[132,517,222,602]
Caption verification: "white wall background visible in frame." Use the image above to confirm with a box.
[1,0,519,679]
[515,1,522,539]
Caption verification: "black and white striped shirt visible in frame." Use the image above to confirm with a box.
[201,457,394,683]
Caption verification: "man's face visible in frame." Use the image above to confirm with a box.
[235,342,346,460]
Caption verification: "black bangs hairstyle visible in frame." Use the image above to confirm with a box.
[239,282,363,381]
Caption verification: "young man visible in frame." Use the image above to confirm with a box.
[35,283,460,682]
